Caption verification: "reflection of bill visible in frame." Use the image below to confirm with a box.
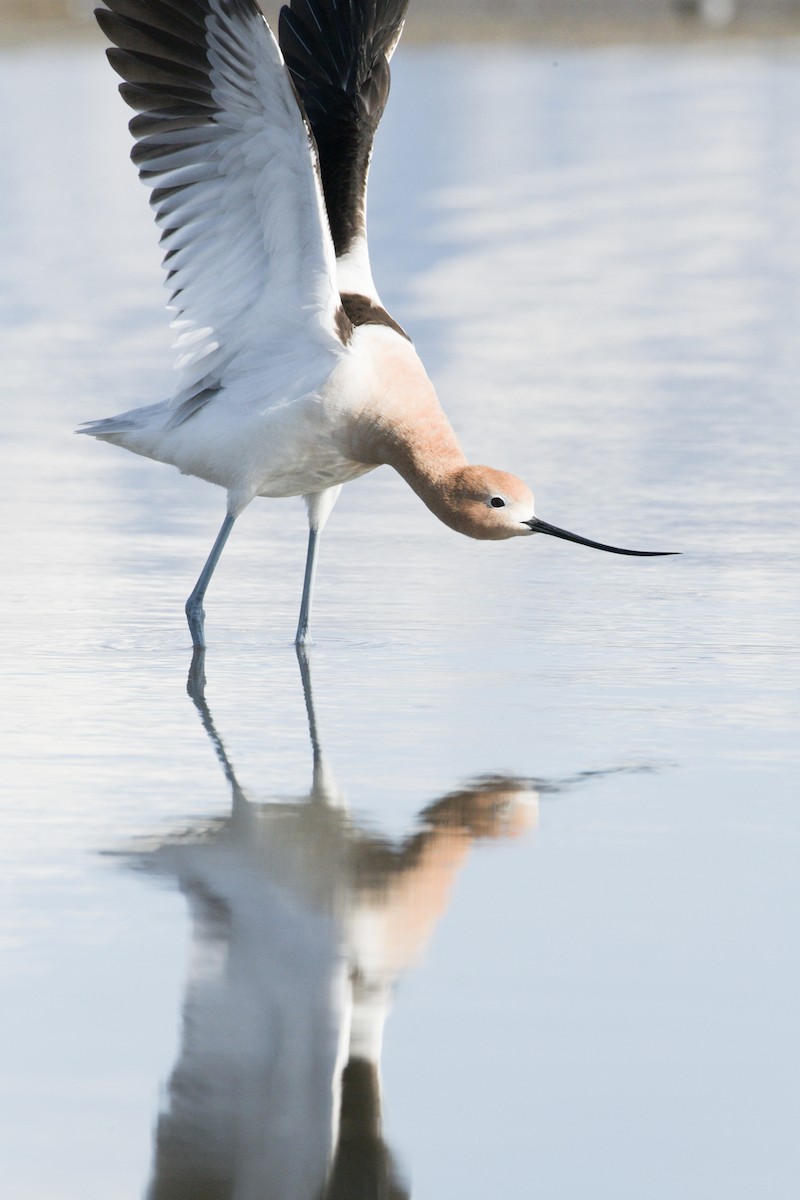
[130,650,538,1200]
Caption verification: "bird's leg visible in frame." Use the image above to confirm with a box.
[296,485,341,646]
[185,512,236,649]
[295,525,320,646]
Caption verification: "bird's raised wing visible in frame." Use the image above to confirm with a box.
[96,0,348,410]
[278,0,411,302]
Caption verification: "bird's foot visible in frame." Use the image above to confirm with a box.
[185,596,206,649]
[294,624,313,649]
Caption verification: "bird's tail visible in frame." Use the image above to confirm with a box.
[76,402,165,442]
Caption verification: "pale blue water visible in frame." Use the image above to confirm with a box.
[1,35,799,1200]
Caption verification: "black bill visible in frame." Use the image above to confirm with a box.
[525,517,677,557]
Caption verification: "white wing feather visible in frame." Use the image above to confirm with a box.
[109,0,346,407]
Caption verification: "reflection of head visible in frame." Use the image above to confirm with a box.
[342,776,539,900]
[321,1058,410,1200]
[421,775,540,841]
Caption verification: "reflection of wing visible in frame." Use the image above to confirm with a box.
[279,0,411,298]
[96,0,346,406]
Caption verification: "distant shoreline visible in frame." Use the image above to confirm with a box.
[3,5,800,48]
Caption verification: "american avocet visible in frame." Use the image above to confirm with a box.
[81,0,674,647]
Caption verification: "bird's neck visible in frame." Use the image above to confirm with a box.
[354,401,469,528]
[392,423,467,509]
[339,333,469,527]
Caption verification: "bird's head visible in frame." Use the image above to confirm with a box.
[438,466,675,557]
[437,467,536,540]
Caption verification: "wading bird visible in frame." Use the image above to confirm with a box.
[81,0,673,647]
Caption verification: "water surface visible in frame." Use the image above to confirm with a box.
[1,37,799,1200]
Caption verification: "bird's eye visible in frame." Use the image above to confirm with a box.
[490,496,506,508]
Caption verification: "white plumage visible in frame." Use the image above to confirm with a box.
[82,0,673,648]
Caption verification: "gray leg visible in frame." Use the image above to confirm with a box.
[296,485,341,646]
[295,525,320,646]
[185,512,236,649]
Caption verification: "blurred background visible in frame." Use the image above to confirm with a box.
[4,0,800,43]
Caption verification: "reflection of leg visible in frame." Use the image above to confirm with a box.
[185,512,236,649]
[187,646,207,703]
[295,641,344,808]
[295,641,322,767]
[185,646,246,806]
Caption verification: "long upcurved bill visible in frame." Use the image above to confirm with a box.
[525,517,677,557]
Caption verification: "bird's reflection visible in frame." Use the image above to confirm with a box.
[134,649,539,1200]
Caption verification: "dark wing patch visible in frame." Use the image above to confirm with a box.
[278,0,411,259]
[341,292,409,340]
[164,382,223,429]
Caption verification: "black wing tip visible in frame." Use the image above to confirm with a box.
[277,0,411,258]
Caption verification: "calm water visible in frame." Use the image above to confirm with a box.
[1,35,799,1200]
